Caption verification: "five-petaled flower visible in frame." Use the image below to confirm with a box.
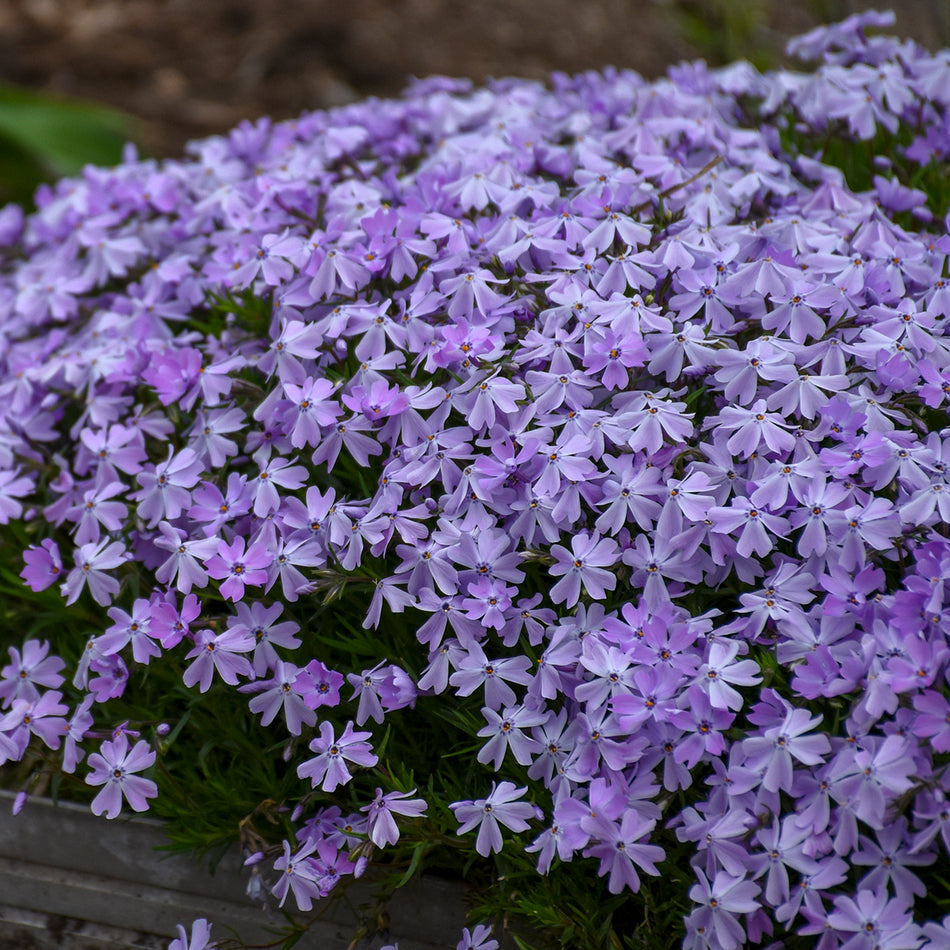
[451,781,541,856]
[85,734,157,819]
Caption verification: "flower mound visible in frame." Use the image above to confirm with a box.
[2,9,950,949]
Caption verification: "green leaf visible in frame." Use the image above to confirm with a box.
[394,841,427,888]
[0,83,137,207]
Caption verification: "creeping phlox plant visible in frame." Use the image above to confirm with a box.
[3,9,950,949]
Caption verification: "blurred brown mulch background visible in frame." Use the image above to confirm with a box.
[0,0,947,158]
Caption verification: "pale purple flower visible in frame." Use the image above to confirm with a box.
[280,376,340,449]
[20,539,64,593]
[708,498,787,559]
[742,707,830,793]
[456,924,498,950]
[230,601,302,677]
[713,400,796,458]
[297,721,378,792]
[61,539,129,606]
[852,819,935,904]
[0,639,64,705]
[188,408,245,468]
[2,692,68,749]
[451,781,540,857]
[251,456,307,517]
[361,787,428,846]
[100,598,162,665]
[133,447,203,527]
[548,531,619,606]
[669,686,735,768]
[205,536,273,601]
[476,704,545,770]
[67,479,126,545]
[153,521,220,594]
[182,627,255,692]
[449,642,532,710]
[296,659,344,710]
[271,837,323,911]
[85,734,157,819]
[687,870,761,950]
[62,694,94,773]
[168,919,215,950]
[827,888,922,950]
[582,809,664,894]
[695,639,762,711]
[242,660,317,735]
[347,661,388,725]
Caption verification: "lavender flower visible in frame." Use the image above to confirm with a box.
[361,788,428,847]
[6,15,950,944]
[687,870,761,950]
[297,721,378,792]
[61,539,129,606]
[548,531,619,607]
[182,627,255,693]
[85,734,157,819]
[168,920,215,950]
[451,782,540,856]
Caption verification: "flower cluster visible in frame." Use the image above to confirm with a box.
[2,9,950,949]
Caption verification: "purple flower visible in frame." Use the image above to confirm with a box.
[270,837,324,911]
[280,376,340,448]
[461,577,516,630]
[296,659,344,710]
[828,888,922,950]
[229,601,301,677]
[449,642,533,709]
[742,707,830,793]
[451,781,540,856]
[2,691,68,749]
[62,694,94,773]
[204,536,273,601]
[361,787,428,846]
[132,447,203,527]
[695,639,762,711]
[0,468,33,524]
[188,408,245,468]
[713,400,796,458]
[853,818,934,904]
[297,721,378,792]
[85,734,157,819]
[548,531,619,607]
[100,599,162,665]
[582,809,664,894]
[67,479,126,545]
[669,686,735,769]
[182,627,254,692]
[347,661,388,725]
[19,539,64,593]
[687,870,761,950]
[61,539,129,606]
[708,498,788,559]
[456,925,498,950]
[0,639,64,705]
[153,521,220,594]
[168,919,215,950]
[476,704,545,770]
[251,456,307,517]
[242,660,316,735]
[187,474,252,535]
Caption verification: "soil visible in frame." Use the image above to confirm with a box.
[0,0,947,158]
